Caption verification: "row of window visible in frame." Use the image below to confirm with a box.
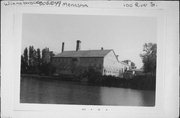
[53,58,101,63]
[57,64,102,70]
[53,58,70,63]
[104,69,121,75]
[53,58,102,68]
[104,68,119,72]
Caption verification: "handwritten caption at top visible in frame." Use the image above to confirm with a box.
[123,2,158,8]
[3,1,158,8]
[3,1,88,8]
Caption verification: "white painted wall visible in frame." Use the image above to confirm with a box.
[103,51,124,77]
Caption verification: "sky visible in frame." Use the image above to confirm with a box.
[22,14,157,69]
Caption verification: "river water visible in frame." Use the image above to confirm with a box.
[20,77,155,106]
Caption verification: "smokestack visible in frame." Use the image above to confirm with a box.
[76,40,81,51]
[62,42,64,52]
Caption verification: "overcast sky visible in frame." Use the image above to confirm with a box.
[22,14,157,68]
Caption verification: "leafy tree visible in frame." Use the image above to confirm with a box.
[21,55,26,73]
[21,46,55,75]
[23,48,28,65]
[21,47,29,73]
[140,43,157,75]
[28,46,33,68]
[36,48,41,74]
[28,46,38,73]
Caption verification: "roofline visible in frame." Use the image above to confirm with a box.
[112,50,119,62]
[102,49,113,57]
[103,49,121,63]
[53,49,113,58]
[56,49,112,53]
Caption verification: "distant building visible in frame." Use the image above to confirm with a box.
[119,61,131,71]
[122,60,136,70]
[51,40,127,77]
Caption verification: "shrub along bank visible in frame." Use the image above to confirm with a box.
[86,75,155,90]
[21,70,156,91]
[79,68,155,90]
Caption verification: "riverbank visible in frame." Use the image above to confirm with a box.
[87,75,155,90]
[21,74,155,90]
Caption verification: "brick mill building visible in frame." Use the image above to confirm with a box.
[51,40,129,77]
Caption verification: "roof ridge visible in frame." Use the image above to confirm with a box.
[60,49,112,52]
[54,49,113,58]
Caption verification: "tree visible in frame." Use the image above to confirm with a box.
[21,46,55,75]
[22,47,29,73]
[28,46,38,73]
[36,48,41,74]
[28,46,33,70]
[21,55,26,74]
[140,43,157,75]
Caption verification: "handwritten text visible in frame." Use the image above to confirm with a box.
[123,2,158,8]
[3,1,88,8]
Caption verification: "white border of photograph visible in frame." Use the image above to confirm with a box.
[1,1,179,118]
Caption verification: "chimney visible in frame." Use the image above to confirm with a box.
[101,47,103,50]
[116,55,119,58]
[76,40,81,51]
[62,42,64,52]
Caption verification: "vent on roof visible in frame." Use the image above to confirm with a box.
[76,40,81,51]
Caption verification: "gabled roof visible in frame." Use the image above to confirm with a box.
[119,61,130,66]
[53,50,112,58]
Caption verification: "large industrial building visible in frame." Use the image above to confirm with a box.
[51,40,130,77]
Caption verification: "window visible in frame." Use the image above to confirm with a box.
[104,69,106,73]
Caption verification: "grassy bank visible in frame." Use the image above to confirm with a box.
[21,73,155,90]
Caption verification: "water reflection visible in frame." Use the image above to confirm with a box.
[20,77,155,106]
[100,87,155,106]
